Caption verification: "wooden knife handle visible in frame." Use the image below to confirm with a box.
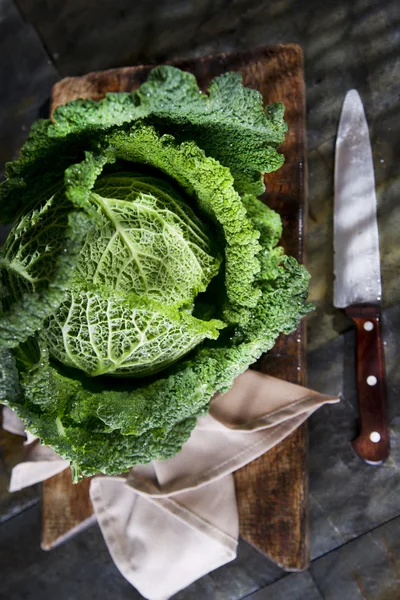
[345,304,389,464]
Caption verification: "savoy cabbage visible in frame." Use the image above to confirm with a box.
[0,66,312,480]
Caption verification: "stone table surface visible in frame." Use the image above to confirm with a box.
[0,0,399,598]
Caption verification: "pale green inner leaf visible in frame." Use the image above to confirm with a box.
[73,175,219,306]
[43,173,223,376]
[45,290,223,377]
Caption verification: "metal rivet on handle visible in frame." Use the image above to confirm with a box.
[367,375,378,386]
[363,321,374,331]
[370,431,381,443]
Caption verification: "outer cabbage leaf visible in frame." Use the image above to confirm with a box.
[241,193,284,281]
[0,122,104,225]
[0,66,287,222]
[0,349,200,480]
[136,68,287,195]
[50,66,287,195]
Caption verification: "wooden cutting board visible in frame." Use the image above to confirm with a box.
[42,44,309,570]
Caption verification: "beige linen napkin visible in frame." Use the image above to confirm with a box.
[2,405,69,490]
[3,371,338,600]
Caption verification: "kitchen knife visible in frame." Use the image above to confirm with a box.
[334,89,389,464]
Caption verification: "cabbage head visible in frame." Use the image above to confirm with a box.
[0,66,312,480]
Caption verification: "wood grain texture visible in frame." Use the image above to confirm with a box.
[344,304,389,465]
[46,45,309,568]
[41,468,94,550]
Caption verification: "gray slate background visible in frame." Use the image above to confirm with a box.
[0,0,399,598]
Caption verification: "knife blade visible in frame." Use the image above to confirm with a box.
[334,89,389,464]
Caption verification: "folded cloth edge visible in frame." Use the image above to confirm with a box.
[210,391,339,431]
[127,395,338,498]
